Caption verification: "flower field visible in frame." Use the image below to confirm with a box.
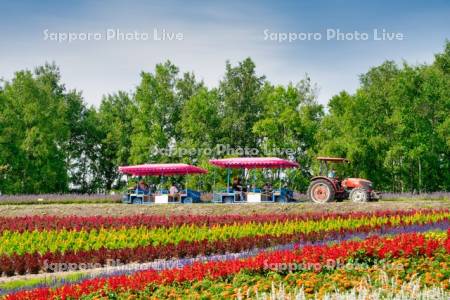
[0,208,449,299]
[0,194,121,205]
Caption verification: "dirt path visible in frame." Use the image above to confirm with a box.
[0,200,448,217]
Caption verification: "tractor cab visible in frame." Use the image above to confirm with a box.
[307,156,380,203]
[317,156,348,178]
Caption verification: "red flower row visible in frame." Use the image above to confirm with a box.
[0,226,373,276]
[6,231,449,300]
[0,209,444,232]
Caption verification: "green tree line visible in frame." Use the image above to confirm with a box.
[0,42,449,194]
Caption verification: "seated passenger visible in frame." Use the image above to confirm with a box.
[169,182,179,201]
[262,182,272,193]
[328,168,336,178]
[232,177,245,201]
[138,181,149,193]
[149,184,156,194]
[232,177,242,192]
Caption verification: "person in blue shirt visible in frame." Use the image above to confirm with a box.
[328,169,336,178]
[137,181,149,193]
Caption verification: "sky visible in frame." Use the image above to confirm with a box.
[0,0,449,106]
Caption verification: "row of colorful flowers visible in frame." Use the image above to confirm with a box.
[1,220,446,277]
[97,255,450,299]
[4,231,449,300]
[0,209,446,232]
[1,210,448,256]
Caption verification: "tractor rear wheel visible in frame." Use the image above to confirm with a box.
[307,179,335,203]
[349,188,369,203]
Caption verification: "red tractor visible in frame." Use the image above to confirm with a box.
[307,157,381,203]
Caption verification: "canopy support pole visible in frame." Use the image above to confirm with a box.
[213,168,216,192]
[279,168,282,190]
[185,172,188,195]
[252,169,256,192]
[227,168,230,192]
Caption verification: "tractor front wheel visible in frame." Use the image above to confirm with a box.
[307,179,335,203]
[349,188,369,203]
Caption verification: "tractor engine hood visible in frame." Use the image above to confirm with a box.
[342,178,373,189]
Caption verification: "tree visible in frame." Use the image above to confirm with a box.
[253,76,323,191]
[0,64,69,193]
[316,42,450,192]
[179,87,220,159]
[65,91,104,193]
[219,58,265,149]
[130,61,180,163]
[97,91,135,190]
[1,42,450,194]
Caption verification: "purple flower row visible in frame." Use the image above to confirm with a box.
[0,194,121,204]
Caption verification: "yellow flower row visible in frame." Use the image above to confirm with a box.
[0,210,447,255]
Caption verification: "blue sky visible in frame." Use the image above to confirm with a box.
[0,0,449,106]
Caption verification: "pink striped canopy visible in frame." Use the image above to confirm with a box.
[118,163,208,176]
[209,157,299,169]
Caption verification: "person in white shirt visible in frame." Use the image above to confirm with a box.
[169,183,179,201]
